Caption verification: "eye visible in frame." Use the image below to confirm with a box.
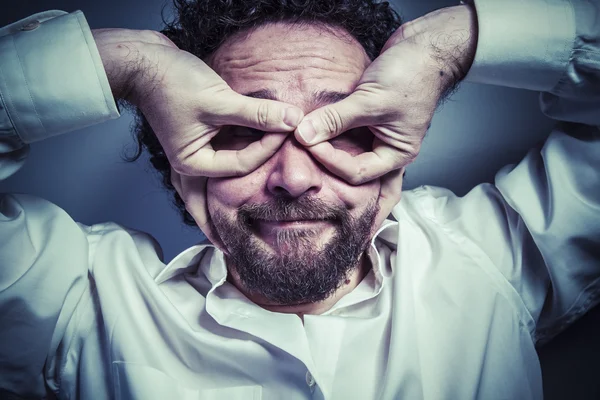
[232,127,265,138]
[329,128,372,154]
[212,126,265,151]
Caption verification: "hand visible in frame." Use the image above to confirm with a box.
[93,29,304,246]
[93,28,304,178]
[294,5,478,185]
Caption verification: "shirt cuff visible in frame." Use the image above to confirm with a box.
[0,11,119,144]
[464,0,576,91]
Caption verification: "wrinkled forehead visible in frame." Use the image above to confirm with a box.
[208,22,371,111]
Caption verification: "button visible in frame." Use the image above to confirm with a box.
[21,20,41,31]
[305,371,316,388]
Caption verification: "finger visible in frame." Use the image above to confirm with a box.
[179,132,288,177]
[306,142,389,185]
[189,183,227,252]
[370,168,404,235]
[215,91,305,132]
[170,166,183,194]
[170,169,222,246]
[307,140,412,185]
[378,168,405,217]
[294,92,381,146]
[179,175,227,251]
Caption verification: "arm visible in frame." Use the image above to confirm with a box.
[0,11,119,398]
[0,10,301,397]
[493,0,600,344]
[422,0,600,345]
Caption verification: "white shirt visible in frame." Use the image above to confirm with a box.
[0,0,599,399]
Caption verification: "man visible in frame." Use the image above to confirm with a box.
[0,0,598,399]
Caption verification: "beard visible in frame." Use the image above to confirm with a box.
[211,196,379,305]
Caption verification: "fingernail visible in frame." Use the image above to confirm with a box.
[297,120,317,144]
[283,107,303,127]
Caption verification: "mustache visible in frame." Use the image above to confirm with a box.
[238,196,348,224]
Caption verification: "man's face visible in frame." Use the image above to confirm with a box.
[205,23,385,305]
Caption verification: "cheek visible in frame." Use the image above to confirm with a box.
[326,175,381,211]
[206,174,265,214]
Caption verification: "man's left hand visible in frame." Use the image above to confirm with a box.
[294,5,478,185]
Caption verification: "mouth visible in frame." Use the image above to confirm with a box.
[255,219,331,229]
[249,218,335,244]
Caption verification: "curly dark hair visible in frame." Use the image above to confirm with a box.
[127,0,402,228]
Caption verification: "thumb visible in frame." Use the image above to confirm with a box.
[295,92,374,146]
[215,91,304,132]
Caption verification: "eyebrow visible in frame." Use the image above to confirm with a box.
[243,89,351,105]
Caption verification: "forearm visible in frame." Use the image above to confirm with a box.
[92,28,176,103]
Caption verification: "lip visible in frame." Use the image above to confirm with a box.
[256,219,329,229]
[253,219,335,247]
[253,219,333,238]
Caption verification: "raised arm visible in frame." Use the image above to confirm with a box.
[408,0,600,345]
[0,11,120,397]
[0,9,302,397]
[488,0,600,344]
[291,0,599,344]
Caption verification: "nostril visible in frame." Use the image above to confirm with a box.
[272,185,290,196]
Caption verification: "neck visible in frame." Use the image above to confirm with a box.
[226,253,371,318]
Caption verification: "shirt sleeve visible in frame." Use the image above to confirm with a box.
[0,10,119,181]
[0,11,118,398]
[430,0,600,346]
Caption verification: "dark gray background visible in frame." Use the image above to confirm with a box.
[0,0,598,398]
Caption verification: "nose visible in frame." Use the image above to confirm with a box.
[266,137,323,198]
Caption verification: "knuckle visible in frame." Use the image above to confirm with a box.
[397,23,411,39]
[153,31,174,47]
[235,163,250,177]
[255,102,270,130]
[405,144,421,163]
[321,107,344,135]
[348,175,362,186]
[170,158,192,176]
[234,155,254,176]
[141,30,163,44]
[349,169,366,185]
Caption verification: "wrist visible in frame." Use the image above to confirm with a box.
[92,29,170,103]
[92,31,140,101]
[438,5,478,80]
[423,4,478,99]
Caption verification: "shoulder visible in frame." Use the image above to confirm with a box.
[396,184,508,224]
[2,193,164,277]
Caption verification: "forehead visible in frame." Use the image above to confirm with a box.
[208,22,371,111]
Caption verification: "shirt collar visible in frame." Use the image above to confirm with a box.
[154,243,214,285]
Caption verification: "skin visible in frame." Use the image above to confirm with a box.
[95,6,474,315]
[193,22,404,315]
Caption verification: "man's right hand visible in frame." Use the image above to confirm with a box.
[92,28,304,178]
[93,28,305,247]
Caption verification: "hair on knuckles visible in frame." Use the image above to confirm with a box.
[126,0,402,229]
